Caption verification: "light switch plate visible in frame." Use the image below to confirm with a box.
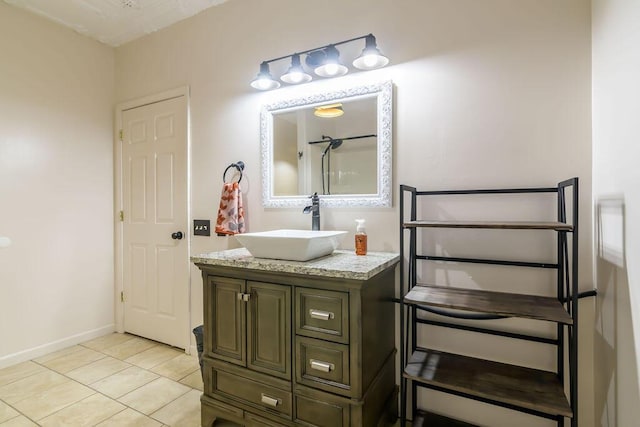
[194,219,211,236]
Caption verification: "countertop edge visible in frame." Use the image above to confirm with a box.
[191,249,399,281]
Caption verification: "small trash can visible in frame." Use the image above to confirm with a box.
[192,325,204,380]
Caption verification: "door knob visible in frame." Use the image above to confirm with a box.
[171,231,184,240]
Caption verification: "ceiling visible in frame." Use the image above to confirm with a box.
[4,0,229,47]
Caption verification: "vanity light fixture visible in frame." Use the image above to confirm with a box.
[314,103,344,118]
[353,34,390,70]
[250,62,281,90]
[250,33,389,90]
[313,45,348,77]
[280,54,312,84]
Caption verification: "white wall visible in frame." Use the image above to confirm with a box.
[592,0,640,425]
[115,0,593,425]
[0,3,115,367]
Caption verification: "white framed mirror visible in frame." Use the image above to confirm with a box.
[261,80,393,208]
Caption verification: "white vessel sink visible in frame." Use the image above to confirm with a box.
[234,229,348,261]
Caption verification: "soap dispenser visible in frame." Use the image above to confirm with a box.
[355,219,367,256]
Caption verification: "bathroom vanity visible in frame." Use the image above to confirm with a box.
[192,248,399,427]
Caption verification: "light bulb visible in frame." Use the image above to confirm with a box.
[324,64,339,76]
[252,77,279,90]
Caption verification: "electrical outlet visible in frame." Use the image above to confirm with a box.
[194,219,211,236]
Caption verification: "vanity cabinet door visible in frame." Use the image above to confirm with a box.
[247,281,291,380]
[207,276,246,366]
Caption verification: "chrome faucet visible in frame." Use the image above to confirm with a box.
[303,192,320,231]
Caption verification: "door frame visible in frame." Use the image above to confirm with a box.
[114,86,192,351]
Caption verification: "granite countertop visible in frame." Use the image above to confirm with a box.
[191,248,400,281]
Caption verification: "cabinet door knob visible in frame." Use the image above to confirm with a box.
[310,359,334,373]
[309,309,334,321]
[260,393,280,407]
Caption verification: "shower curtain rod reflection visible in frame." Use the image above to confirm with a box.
[310,133,377,196]
[307,134,377,145]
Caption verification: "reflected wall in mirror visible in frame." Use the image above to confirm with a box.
[261,80,393,208]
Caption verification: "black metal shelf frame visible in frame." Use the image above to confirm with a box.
[398,178,580,427]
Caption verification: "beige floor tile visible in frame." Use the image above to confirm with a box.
[151,388,201,426]
[118,377,190,415]
[38,346,106,374]
[33,345,84,364]
[0,415,38,426]
[90,366,158,399]
[150,353,200,381]
[12,380,95,420]
[179,370,203,391]
[125,345,183,370]
[0,401,19,423]
[102,336,158,360]
[0,362,47,388]
[1,334,212,427]
[0,370,67,404]
[67,356,131,385]
[39,393,125,426]
[81,333,136,351]
[95,408,162,427]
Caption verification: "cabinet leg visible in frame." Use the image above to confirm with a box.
[201,407,216,427]
[201,395,244,426]
[378,385,399,426]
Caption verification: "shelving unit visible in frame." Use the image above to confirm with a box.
[399,178,579,427]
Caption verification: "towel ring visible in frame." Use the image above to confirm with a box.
[223,161,245,183]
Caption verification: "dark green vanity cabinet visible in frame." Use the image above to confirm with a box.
[193,249,399,427]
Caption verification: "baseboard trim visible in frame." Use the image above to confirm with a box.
[189,343,198,357]
[0,324,115,369]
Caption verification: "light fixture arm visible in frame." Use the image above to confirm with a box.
[258,34,375,66]
[307,134,377,145]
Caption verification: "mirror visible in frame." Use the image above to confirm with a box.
[261,80,393,208]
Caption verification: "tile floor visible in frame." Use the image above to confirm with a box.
[0,333,204,427]
[0,334,406,427]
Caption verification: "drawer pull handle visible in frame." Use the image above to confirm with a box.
[310,359,335,373]
[309,309,334,321]
[260,393,280,407]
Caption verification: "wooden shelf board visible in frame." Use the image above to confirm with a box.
[404,284,573,325]
[412,410,479,427]
[403,220,573,231]
[404,349,572,418]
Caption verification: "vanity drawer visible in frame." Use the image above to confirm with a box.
[213,368,292,418]
[295,287,349,344]
[295,336,350,397]
[294,387,350,427]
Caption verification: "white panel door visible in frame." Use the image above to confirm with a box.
[122,95,188,349]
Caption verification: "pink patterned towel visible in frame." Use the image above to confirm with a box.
[215,182,245,235]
